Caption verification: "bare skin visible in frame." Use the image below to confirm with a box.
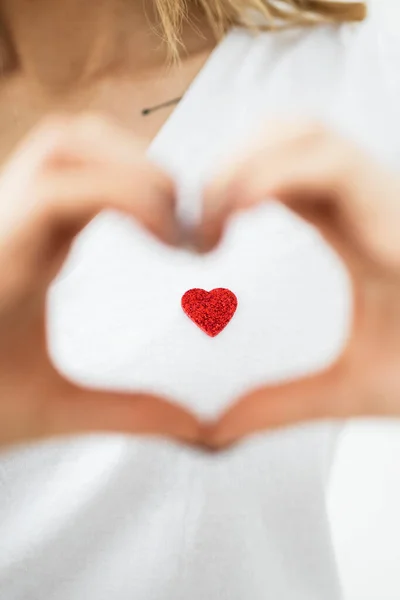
[0,0,216,161]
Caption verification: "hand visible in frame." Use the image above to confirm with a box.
[0,114,201,449]
[199,122,400,448]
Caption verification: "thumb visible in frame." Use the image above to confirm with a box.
[205,363,351,449]
[44,382,202,446]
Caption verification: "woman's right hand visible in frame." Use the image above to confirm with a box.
[0,114,200,449]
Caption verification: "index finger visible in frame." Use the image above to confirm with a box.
[197,125,371,253]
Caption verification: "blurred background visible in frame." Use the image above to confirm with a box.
[328,3,400,599]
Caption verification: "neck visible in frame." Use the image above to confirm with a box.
[1,0,214,90]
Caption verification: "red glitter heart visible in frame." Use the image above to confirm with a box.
[181,288,238,337]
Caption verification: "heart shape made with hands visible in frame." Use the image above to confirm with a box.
[6,116,390,451]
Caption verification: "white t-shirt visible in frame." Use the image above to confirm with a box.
[1,8,399,600]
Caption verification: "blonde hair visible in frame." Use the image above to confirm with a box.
[155,0,367,56]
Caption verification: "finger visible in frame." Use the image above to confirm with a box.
[49,113,148,168]
[198,132,347,251]
[0,115,176,243]
[3,163,179,284]
[0,118,71,226]
[44,383,202,446]
[198,126,378,253]
[2,113,144,173]
[33,114,175,211]
[36,165,178,245]
[204,363,353,449]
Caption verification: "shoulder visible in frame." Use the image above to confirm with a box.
[225,7,400,111]
[228,4,400,68]
[351,3,400,61]
[221,7,400,166]
[362,0,399,36]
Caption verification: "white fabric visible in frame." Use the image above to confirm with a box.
[0,7,399,600]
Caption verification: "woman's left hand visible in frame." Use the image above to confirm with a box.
[198,122,400,448]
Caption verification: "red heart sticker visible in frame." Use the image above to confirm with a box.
[181,288,238,337]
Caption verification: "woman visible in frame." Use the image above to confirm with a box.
[0,1,399,599]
